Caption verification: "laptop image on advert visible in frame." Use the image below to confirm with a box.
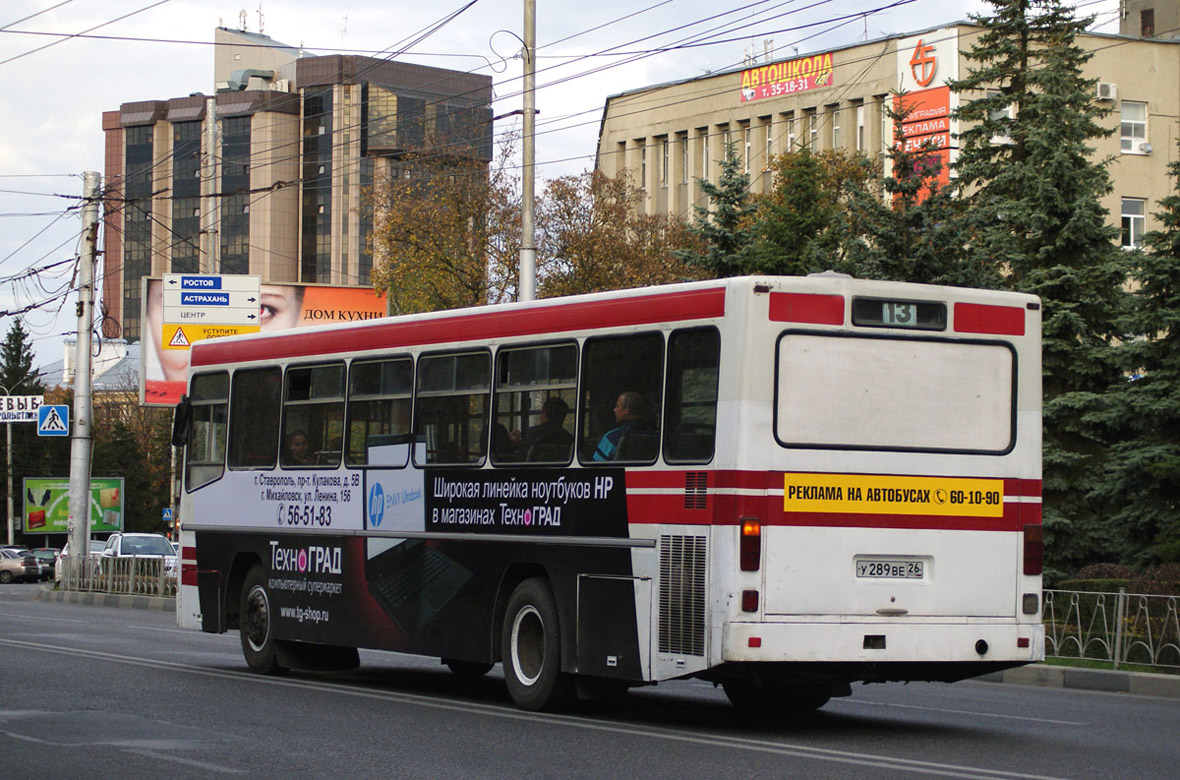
[365,539,472,635]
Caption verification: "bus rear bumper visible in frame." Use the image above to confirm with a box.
[723,620,1045,667]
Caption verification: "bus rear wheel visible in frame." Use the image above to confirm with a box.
[722,680,831,718]
[501,578,572,711]
[239,565,286,675]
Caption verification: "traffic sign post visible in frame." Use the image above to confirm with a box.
[37,405,70,437]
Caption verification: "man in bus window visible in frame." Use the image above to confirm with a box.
[512,397,573,461]
[593,392,646,461]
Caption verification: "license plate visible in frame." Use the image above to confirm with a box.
[856,559,924,579]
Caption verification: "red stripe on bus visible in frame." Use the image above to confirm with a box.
[954,302,1026,336]
[768,292,844,325]
[192,287,727,366]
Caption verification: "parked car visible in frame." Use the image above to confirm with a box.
[54,540,105,583]
[30,548,60,581]
[99,533,178,578]
[0,548,38,584]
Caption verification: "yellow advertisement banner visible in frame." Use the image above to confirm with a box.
[783,473,1004,517]
[162,323,260,349]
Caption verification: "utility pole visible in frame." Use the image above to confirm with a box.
[67,171,100,575]
[518,0,536,302]
[1,385,12,545]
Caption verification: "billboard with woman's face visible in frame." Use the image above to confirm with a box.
[142,279,386,406]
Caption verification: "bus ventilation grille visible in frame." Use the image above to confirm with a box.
[658,535,707,656]
[683,472,708,509]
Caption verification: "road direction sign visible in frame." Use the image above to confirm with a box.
[161,273,263,348]
[0,394,44,423]
[37,404,69,436]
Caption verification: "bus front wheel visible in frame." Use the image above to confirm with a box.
[239,565,286,675]
[501,578,572,711]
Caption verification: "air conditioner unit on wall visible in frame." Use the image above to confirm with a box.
[1096,82,1117,101]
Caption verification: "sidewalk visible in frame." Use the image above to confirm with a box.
[33,585,1180,700]
[978,662,1180,700]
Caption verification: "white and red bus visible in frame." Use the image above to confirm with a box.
[173,274,1044,714]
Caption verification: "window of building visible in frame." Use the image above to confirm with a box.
[1122,197,1146,248]
[765,120,774,168]
[807,110,818,150]
[639,141,647,188]
[579,333,664,464]
[830,104,841,149]
[679,132,689,184]
[1121,101,1147,153]
[346,357,413,467]
[743,126,752,173]
[698,129,710,182]
[1142,9,1155,37]
[282,363,345,468]
[661,137,670,186]
[855,103,866,152]
[415,351,490,465]
[493,343,577,465]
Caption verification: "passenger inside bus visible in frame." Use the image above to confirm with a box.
[510,397,573,462]
[593,391,650,461]
[284,430,316,466]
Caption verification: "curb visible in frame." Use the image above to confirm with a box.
[35,586,175,612]
[978,663,1180,699]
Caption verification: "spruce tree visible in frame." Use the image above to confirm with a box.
[674,142,755,276]
[1094,142,1180,562]
[0,318,46,544]
[949,0,1129,573]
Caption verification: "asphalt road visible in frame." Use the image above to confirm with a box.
[1,582,1178,779]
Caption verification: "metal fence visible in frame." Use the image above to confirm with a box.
[57,555,177,598]
[1044,589,1180,671]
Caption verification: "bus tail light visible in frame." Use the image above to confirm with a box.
[740,519,761,571]
[1023,524,1043,575]
[741,589,759,612]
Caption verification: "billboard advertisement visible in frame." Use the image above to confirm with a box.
[740,51,834,102]
[22,477,125,534]
[143,280,386,406]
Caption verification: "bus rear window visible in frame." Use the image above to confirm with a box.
[775,333,1015,453]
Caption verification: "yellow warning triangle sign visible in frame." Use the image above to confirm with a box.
[168,327,190,347]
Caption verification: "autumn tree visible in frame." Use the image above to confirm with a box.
[536,170,703,297]
[755,147,874,276]
[368,137,521,314]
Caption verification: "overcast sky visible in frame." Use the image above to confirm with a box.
[0,0,1120,367]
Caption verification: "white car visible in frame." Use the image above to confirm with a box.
[54,539,107,583]
[99,533,178,578]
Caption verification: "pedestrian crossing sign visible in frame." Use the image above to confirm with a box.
[37,404,69,437]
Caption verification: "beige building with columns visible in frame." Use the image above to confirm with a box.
[596,21,1178,251]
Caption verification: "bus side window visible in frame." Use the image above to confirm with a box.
[185,371,229,490]
[228,367,282,470]
[346,357,413,467]
[578,332,664,464]
[415,351,490,465]
[664,328,720,463]
[492,343,577,466]
[282,363,346,467]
